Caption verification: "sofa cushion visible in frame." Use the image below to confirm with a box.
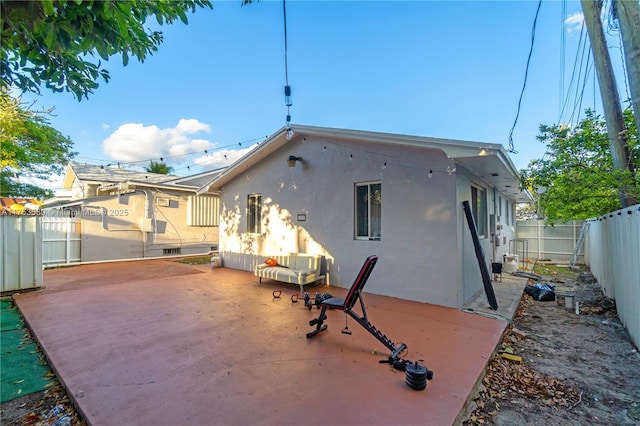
[292,254,318,271]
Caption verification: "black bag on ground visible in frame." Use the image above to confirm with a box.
[525,283,556,301]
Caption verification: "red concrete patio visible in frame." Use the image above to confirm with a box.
[13,259,520,426]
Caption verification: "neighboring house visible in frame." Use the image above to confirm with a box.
[42,162,223,262]
[198,125,532,309]
[0,198,41,215]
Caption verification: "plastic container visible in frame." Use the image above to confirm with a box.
[210,253,221,268]
[555,286,576,309]
[503,254,519,273]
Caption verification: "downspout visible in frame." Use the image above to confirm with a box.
[142,189,152,258]
[491,187,497,263]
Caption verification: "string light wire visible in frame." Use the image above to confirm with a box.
[74,135,267,175]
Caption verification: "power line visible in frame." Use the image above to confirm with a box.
[567,45,593,125]
[571,52,594,124]
[559,0,567,119]
[616,32,631,102]
[559,22,588,124]
[508,0,543,154]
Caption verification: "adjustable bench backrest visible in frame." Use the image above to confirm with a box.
[341,255,378,311]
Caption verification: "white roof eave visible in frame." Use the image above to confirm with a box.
[197,125,532,202]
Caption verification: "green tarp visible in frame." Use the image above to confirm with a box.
[1,298,55,403]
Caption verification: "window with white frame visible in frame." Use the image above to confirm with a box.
[247,194,262,234]
[471,185,487,237]
[355,181,382,240]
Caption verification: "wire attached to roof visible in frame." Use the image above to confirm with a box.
[283,0,294,139]
[508,0,542,154]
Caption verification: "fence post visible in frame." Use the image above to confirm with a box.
[537,220,542,259]
[66,219,71,264]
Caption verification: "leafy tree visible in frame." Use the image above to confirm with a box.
[521,109,639,224]
[1,0,212,100]
[1,89,76,198]
[145,160,173,175]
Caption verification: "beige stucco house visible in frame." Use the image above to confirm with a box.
[198,125,531,309]
[43,162,222,262]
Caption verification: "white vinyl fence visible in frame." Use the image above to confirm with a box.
[515,220,584,262]
[0,215,43,292]
[584,204,640,349]
[42,217,81,266]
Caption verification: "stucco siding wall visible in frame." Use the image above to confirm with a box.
[147,190,219,256]
[219,135,461,307]
[456,175,484,306]
[456,174,517,306]
[79,193,142,261]
[79,191,218,261]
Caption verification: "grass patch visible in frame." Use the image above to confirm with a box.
[532,262,585,281]
[174,256,211,265]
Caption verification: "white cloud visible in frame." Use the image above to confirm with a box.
[565,12,584,33]
[176,118,211,134]
[101,119,262,174]
[20,174,65,193]
[102,119,215,164]
[193,144,258,170]
[168,138,211,157]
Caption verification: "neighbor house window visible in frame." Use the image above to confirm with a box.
[355,182,382,240]
[471,185,487,237]
[247,194,262,234]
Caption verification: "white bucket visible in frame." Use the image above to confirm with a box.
[210,254,221,268]
[556,287,576,309]
[503,254,519,273]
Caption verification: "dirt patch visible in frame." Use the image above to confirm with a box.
[0,385,85,426]
[464,266,640,425]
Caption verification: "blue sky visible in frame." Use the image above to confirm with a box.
[22,1,631,190]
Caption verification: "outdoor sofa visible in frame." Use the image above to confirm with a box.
[254,253,325,292]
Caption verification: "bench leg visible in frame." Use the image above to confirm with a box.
[306,306,328,338]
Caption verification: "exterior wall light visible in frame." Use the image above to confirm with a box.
[287,155,301,167]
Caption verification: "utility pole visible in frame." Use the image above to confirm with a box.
[615,0,640,136]
[581,0,637,207]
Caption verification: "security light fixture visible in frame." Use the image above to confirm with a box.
[287,155,301,167]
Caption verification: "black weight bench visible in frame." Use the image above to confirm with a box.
[306,255,407,362]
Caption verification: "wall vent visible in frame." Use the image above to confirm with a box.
[187,195,219,226]
[156,197,170,207]
[163,248,181,255]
